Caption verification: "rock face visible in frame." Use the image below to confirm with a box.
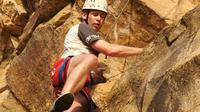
[101,0,167,47]
[0,60,26,111]
[6,28,57,111]
[6,3,79,111]
[5,0,168,111]
[0,0,27,36]
[105,5,200,112]
[140,0,200,24]
[1,0,200,112]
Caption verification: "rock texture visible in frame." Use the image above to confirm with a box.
[6,3,79,112]
[5,0,168,111]
[105,5,200,112]
[141,0,200,24]
[0,60,26,111]
[16,0,74,54]
[0,0,200,112]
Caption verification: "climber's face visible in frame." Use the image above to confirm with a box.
[82,10,107,31]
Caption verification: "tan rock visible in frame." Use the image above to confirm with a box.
[0,90,9,106]
[7,27,57,111]
[10,35,19,49]
[0,0,28,26]
[140,0,200,24]
[16,10,40,54]
[6,4,79,111]
[0,52,3,63]
[101,0,167,47]
[0,13,23,36]
[0,68,7,92]
[15,0,74,54]
[4,1,199,112]
[0,91,26,112]
[106,5,200,112]
[0,59,26,111]
[0,23,14,61]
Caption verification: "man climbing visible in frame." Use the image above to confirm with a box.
[50,0,144,111]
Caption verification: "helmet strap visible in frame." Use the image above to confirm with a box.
[82,10,90,24]
[85,12,89,24]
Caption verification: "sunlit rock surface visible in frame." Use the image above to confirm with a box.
[0,0,200,111]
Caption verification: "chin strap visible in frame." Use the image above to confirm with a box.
[104,55,107,63]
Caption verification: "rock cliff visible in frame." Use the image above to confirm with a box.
[0,0,200,111]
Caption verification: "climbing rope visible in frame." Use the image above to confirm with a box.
[75,0,132,71]
[104,0,130,63]
[75,0,130,42]
[104,0,130,41]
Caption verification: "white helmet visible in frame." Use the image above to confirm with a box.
[82,0,108,13]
